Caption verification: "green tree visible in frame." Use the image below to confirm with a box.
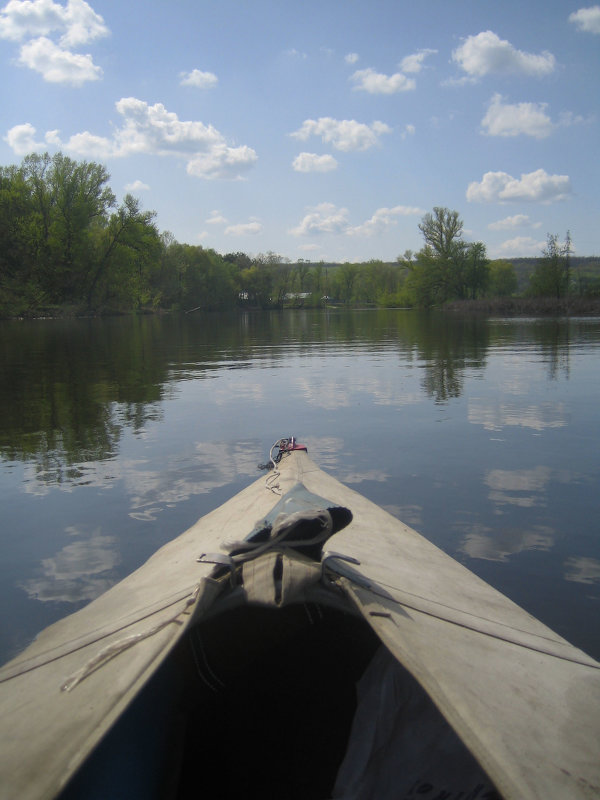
[296,259,310,291]
[529,233,572,298]
[488,260,518,297]
[564,230,572,294]
[154,231,182,307]
[337,262,359,305]
[409,208,489,305]
[0,164,36,307]
[419,207,464,260]
[414,207,466,304]
[461,242,490,300]
[1,153,119,311]
[271,262,293,308]
[21,153,53,259]
[311,263,324,297]
[238,264,272,308]
[17,153,116,302]
[179,246,237,310]
[405,249,440,307]
[86,194,160,309]
[223,251,252,271]
[253,251,290,308]
[46,154,115,300]
[356,260,382,305]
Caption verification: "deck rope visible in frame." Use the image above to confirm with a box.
[60,585,202,692]
[258,437,294,495]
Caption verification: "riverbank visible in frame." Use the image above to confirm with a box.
[3,296,600,321]
[445,296,600,316]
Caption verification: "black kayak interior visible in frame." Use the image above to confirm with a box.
[59,601,499,800]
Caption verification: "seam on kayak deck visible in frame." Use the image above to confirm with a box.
[343,579,600,670]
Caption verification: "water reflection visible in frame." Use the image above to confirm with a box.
[411,314,489,403]
[303,436,345,472]
[484,318,592,381]
[459,524,555,562]
[564,557,600,585]
[21,457,123,496]
[484,466,576,510]
[127,440,261,521]
[3,312,593,488]
[468,399,568,432]
[484,466,553,508]
[338,468,391,485]
[0,312,487,477]
[1,311,599,663]
[295,376,353,410]
[20,528,120,603]
[0,317,167,486]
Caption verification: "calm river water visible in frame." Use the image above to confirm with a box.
[1,310,599,665]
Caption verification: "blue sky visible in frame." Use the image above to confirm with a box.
[1,0,599,262]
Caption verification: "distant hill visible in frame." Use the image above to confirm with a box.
[288,256,600,297]
[506,257,600,293]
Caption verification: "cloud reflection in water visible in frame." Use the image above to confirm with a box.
[564,557,600,585]
[468,398,568,432]
[127,440,262,520]
[21,529,120,603]
[459,523,554,562]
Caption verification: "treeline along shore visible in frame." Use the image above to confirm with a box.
[1,153,599,319]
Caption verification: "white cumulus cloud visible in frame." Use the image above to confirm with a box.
[488,214,541,230]
[224,221,263,236]
[350,67,415,94]
[290,202,350,236]
[3,121,59,153]
[111,97,224,156]
[345,52,359,64]
[187,143,258,180]
[179,69,218,88]
[347,206,424,237]
[4,121,43,153]
[399,48,437,74]
[58,0,107,47]
[290,203,422,238]
[290,117,391,151]
[59,129,112,156]
[497,236,546,256]
[292,152,338,172]
[1,0,108,84]
[452,30,555,78]
[482,94,553,138]
[467,169,571,203]
[9,97,259,180]
[18,34,101,83]
[206,210,228,225]
[481,94,583,138]
[124,179,149,192]
[569,5,600,33]
[0,0,108,44]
